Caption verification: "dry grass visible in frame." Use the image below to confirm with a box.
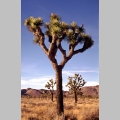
[21,97,99,120]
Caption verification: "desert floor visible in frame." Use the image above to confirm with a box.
[21,97,99,120]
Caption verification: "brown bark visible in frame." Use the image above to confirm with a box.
[32,28,89,116]
[51,91,54,102]
[55,66,64,116]
[74,91,78,103]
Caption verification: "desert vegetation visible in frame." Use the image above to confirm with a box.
[21,95,99,120]
[66,74,86,104]
[21,73,99,119]
[21,84,99,120]
[45,79,56,102]
[22,12,98,120]
[24,13,94,117]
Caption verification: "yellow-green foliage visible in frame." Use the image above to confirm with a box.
[45,79,56,90]
[24,13,93,46]
[66,73,86,94]
[24,17,43,30]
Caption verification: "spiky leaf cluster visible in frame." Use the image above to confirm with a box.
[45,13,69,37]
[66,74,86,93]
[24,13,94,48]
[45,79,56,90]
[44,13,93,46]
[66,22,92,45]
[24,16,43,32]
[33,36,40,44]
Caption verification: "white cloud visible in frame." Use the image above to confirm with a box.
[62,81,99,91]
[21,69,99,90]
[21,80,27,85]
[21,76,99,91]
[62,71,74,76]
[62,70,99,76]
[84,81,99,87]
[21,76,55,89]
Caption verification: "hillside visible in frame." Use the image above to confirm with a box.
[21,85,99,97]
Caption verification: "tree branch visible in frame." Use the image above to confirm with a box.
[73,35,94,55]
[33,28,58,65]
[38,35,49,56]
[48,35,57,56]
[59,38,86,68]
[59,45,74,69]
[33,27,49,56]
[73,38,94,55]
[57,39,66,59]
[73,48,85,55]
[32,27,58,70]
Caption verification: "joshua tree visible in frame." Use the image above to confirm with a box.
[66,73,86,103]
[45,79,56,102]
[24,13,94,116]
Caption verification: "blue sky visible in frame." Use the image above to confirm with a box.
[21,0,99,90]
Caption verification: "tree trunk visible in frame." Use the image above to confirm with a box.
[74,91,77,103]
[55,66,64,116]
[51,92,53,102]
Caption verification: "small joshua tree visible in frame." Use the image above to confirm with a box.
[66,73,86,103]
[45,79,56,102]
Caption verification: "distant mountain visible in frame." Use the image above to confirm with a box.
[81,85,99,97]
[21,85,99,97]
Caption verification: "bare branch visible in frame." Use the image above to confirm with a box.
[38,35,49,56]
[33,28,58,65]
[33,27,49,56]
[33,29,58,69]
[48,35,57,56]
[74,39,81,47]
[59,36,93,68]
[59,38,88,68]
[73,36,94,55]
[73,48,85,55]
[57,39,66,59]
[59,45,74,68]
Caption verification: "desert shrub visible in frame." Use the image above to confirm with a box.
[83,108,99,120]
[28,117,39,120]
[65,113,77,120]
